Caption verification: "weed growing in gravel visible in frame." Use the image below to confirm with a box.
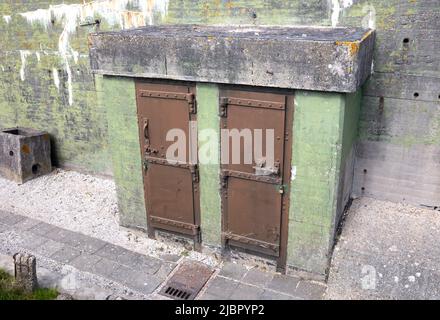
[0,268,58,300]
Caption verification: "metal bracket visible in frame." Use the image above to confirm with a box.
[219,97,228,117]
[221,174,228,188]
[187,93,196,114]
[190,164,199,183]
[142,159,148,172]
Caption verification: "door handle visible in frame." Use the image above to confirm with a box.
[143,119,149,142]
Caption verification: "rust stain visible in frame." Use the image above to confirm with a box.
[121,10,145,28]
[21,144,31,154]
[335,40,360,56]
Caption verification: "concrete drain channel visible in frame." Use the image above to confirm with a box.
[159,260,214,300]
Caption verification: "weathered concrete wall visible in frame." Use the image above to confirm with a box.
[197,83,222,246]
[1,1,439,276]
[2,0,437,208]
[98,75,146,229]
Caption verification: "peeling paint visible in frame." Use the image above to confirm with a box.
[35,52,41,62]
[53,68,60,91]
[342,0,353,9]
[17,0,170,106]
[362,5,376,29]
[331,0,341,27]
[3,15,11,24]
[19,50,32,81]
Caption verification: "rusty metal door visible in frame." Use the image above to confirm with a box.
[136,81,200,247]
[220,88,293,270]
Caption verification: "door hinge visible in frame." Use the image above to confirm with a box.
[190,164,199,183]
[142,159,148,172]
[221,174,228,188]
[187,93,196,114]
[219,97,228,117]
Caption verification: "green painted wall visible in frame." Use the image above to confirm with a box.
[197,83,222,246]
[288,91,345,275]
[1,0,438,274]
[99,75,146,229]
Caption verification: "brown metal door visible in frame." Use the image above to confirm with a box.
[220,88,293,268]
[136,81,200,245]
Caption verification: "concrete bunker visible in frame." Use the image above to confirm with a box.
[89,25,375,277]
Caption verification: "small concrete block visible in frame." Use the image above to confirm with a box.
[0,127,52,184]
[110,265,163,294]
[242,268,274,288]
[70,253,102,273]
[29,222,56,236]
[0,213,26,226]
[267,274,300,296]
[294,281,326,300]
[260,290,300,300]
[230,283,264,300]
[12,217,41,231]
[89,257,122,278]
[50,246,82,264]
[32,239,64,256]
[219,262,248,280]
[13,252,38,293]
[204,276,239,299]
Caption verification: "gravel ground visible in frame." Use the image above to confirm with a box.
[326,196,440,299]
[0,169,218,267]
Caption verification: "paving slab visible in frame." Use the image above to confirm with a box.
[0,212,26,225]
[267,274,301,296]
[12,217,41,231]
[95,243,131,262]
[260,290,300,300]
[295,281,326,300]
[0,223,8,233]
[28,221,57,236]
[88,257,122,278]
[70,253,103,273]
[203,276,240,299]
[110,265,163,294]
[242,268,274,287]
[219,262,248,280]
[230,283,265,300]
[32,239,65,256]
[50,246,82,264]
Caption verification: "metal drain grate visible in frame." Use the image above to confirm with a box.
[163,282,193,300]
[159,260,214,300]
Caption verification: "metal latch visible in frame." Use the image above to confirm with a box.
[187,93,196,114]
[278,185,284,194]
[142,159,148,172]
[219,97,228,117]
[190,164,199,182]
[253,159,280,176]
